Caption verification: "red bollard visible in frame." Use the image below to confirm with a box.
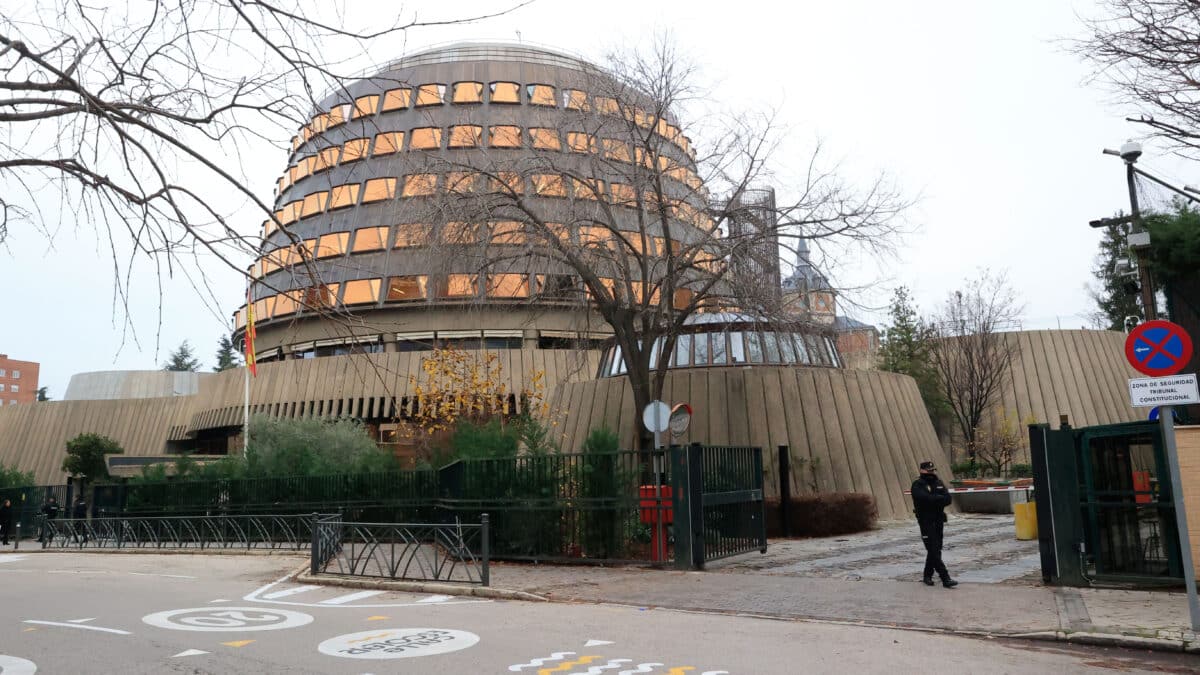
[639,485,674,562]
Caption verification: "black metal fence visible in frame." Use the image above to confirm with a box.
[39,513,324,551]
[10,446,766,566]
[313,515,489,586]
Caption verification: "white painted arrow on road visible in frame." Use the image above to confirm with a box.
[172,649,209,658]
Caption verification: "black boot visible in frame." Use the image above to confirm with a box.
[941,578,958,588]
[922,577,935,586]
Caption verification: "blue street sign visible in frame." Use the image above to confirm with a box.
[1149,406,1181,422]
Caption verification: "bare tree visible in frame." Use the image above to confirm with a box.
[1075,1,1200,156]
[927,271,1023,462]
[414,38,910,448]
[1,1,522,347]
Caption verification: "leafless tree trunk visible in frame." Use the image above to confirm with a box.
[927,271,1023,461]
[1,0,521,350]
[416,37,911,449]
[1074,1,1200,156]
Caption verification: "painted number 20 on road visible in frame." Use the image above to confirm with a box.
[142,607,314,632]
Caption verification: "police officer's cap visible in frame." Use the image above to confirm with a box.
[918,461,936,471]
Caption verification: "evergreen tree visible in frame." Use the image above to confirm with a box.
[1089,218,1141,331]
[878,287,946,419]
[213,335,240,372]
[163,341,201,372]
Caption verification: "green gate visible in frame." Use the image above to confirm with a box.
[1032,420,1183,586]
[671,444,767,569]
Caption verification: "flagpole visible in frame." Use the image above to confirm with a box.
[243,358,250,455]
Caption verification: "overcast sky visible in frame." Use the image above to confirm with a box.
[2,0,1191,398]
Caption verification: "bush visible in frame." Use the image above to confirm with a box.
[0,463,34,489]
[950,461,979,479]
[766,492,878,538]
[1007,463,1033,478]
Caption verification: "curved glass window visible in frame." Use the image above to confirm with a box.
[415,84,445,106]
[352,226,389,253]
[446,171,479,194]
[527,84,556,106]
[381,88,411,111]
[695,332,712,364]
[489,125,521,148]
[342,138,369,163]
[529,128,561,150]
[595,96,619,115]
[567,132,595,154]
[602,138,632,163]
[386,276,427,302]
[342,278,381,305]
[448,125,483,148]
[711,332,728,364]
[352,95,379,118]
[300,191,328,218]
[401,174,437,197]
[362,177,397,203]
[763,332,782,364]
[410,127,442,150]
[327,104,348,128]
[316,232,348,258]
[487,274,529,298]
[273,291,297,318]
[329,183,360,210]
[394,223,430,248]
[571,177,601,200]
[303,283,338,309]
[439,274,478,298]
[489,82,520,104]
[778,333,798,364]
[532,174,566,197]
[373,131,404,155]
[563,89,588,110]
[452,82,483,103]
[490,221,525,245]
[487,172,523,194]
[443,222,480,245]
[745,331,764,364]
[674,334,692,367]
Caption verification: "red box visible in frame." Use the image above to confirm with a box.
[639,485,673,525]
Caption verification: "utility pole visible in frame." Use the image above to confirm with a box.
[1110,141,1157,321]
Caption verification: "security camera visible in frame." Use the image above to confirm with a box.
[1113,258,1132,275]
[1120,140,1143,163]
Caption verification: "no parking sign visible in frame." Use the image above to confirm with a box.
[1125,320,1193,377]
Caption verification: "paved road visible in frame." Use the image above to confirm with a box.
[0,552,1193,674]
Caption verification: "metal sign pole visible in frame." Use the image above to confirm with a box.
[1161,405,1200,631]
[654,411,663,565]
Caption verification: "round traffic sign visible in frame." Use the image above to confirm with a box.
[642,400,670,433]
[1148,406,1182,422]
[1125,320,1193,377]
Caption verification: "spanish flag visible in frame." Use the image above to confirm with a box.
[245,288,257,377]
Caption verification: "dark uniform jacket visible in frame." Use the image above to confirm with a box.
[911,474,951,520]
[72,501,87,519]
[41,502,60,520]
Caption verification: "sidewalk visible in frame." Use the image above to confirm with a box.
[480,562,1195,652]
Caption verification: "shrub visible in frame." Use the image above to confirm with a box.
[766,492,878,538]
[950,461,979,479]
[1007,463,1033,478]
[0,463,34,489]
[447,419,520,463]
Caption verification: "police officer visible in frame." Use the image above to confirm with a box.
[911,461,957,588]
[38,496,60,544]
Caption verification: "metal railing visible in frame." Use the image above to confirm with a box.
[38,513,328,551]
[313,515,489,586]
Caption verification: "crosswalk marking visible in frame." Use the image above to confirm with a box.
[417,594,452,604]
[261,585,319,600]
[319,590,385,605]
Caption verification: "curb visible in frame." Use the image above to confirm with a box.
[294,571,548,603]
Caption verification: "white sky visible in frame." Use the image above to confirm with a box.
[2,0,1192,398]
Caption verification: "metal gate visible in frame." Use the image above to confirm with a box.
[1032,420,1183,586]
[671,444,767,569]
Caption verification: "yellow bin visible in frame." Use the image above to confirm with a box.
[1014,501,1038,540]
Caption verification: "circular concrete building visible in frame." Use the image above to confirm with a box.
[235,42,709,363]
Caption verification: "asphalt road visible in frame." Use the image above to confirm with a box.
[0,552,1193,674]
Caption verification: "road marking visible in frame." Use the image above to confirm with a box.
[172,649,209,657]
[616,665,663,675]
[20,628,36,633]
[209,600,231,604]
[66,618,95,624]
[416,594,452,604]
[539,656,600,675]
[584,640,614,647]
[318,628,480,660]
[222,640,255,648]
[129,572,196,579]
[320,590,386,605]
[0,556,27,564]
[262,585,319,600]
[510,653,576,672]
[245,574,490,609]
[365,616,389,621]
[665,668,695,675]
[0,654,37,674]
[142,607,313,632]
[573,658,632,674]
[23,620,130,635]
